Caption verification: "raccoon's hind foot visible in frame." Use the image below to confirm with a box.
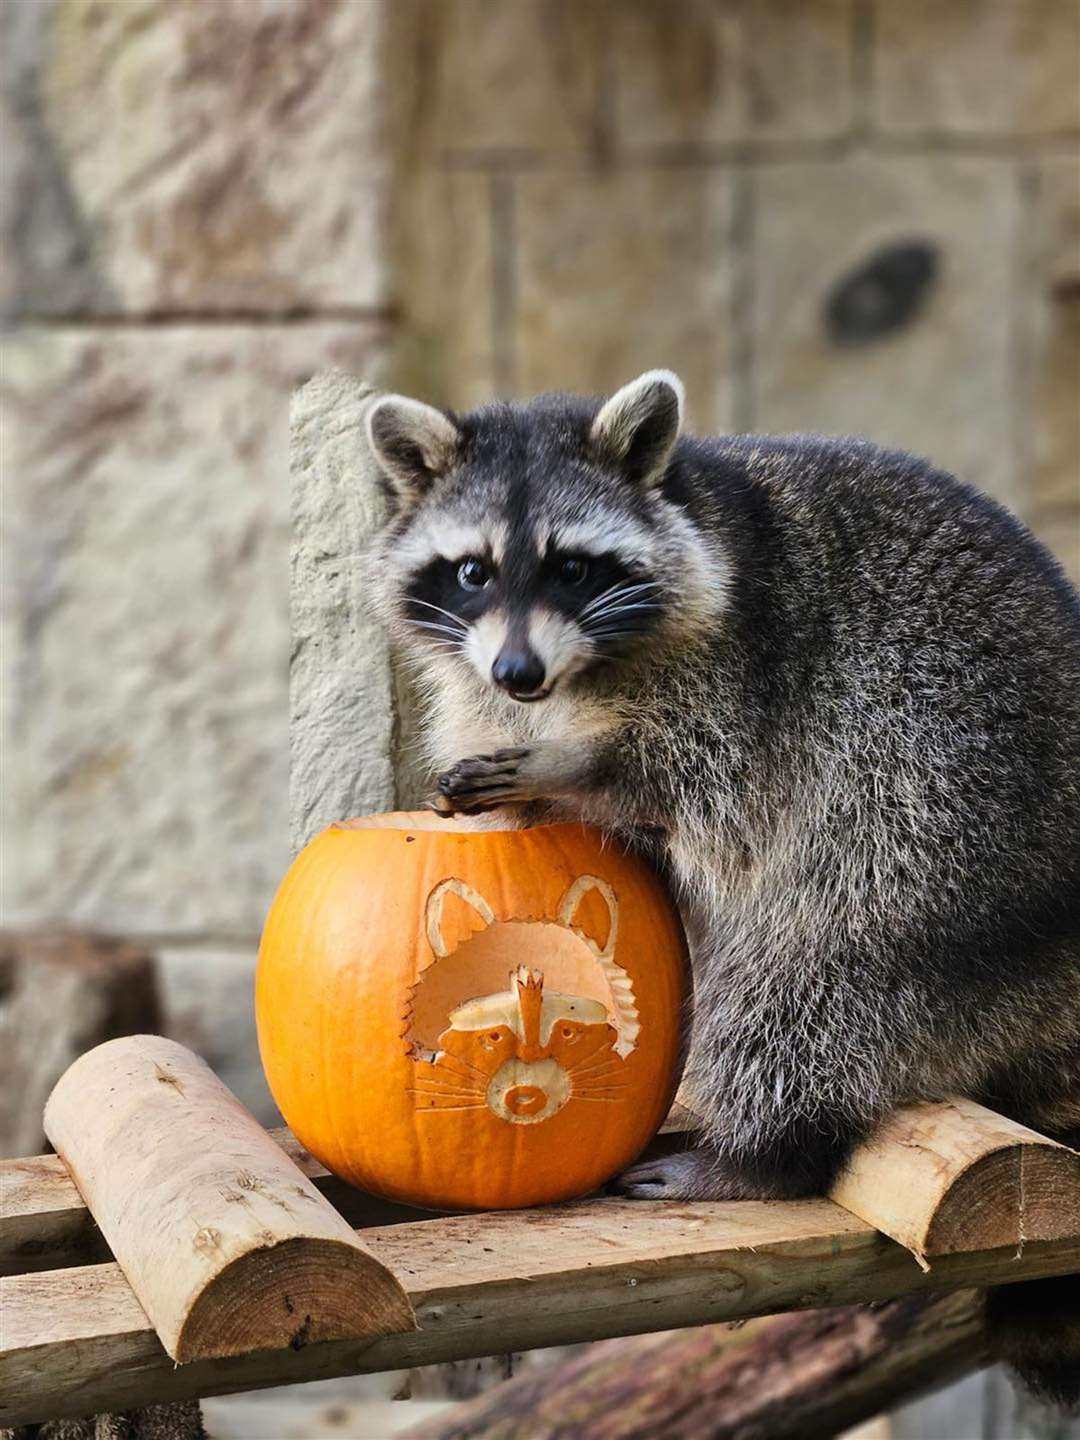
[611,1147,777,1202]
[430,747,537,814]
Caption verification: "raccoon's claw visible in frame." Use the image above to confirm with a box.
[611,1148,763,1201]
[432,748,534,814]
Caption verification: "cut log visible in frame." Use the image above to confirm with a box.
[397,1289,990,1440]
[0,930,160,1158]
[42,1035,416,1363]
[830,1097,1080,1262]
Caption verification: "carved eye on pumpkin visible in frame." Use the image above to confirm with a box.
[479,1028,511,1051]
[559,1023,581,1043]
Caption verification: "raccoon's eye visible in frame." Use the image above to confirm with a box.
[457,557,491,591]
[558,556,589,586]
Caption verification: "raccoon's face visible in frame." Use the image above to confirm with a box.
[367,371,713,703]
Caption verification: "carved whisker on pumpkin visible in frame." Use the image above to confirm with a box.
[572,1083,630,1097]
[565,1056,623,1079]
[409,1085,486,1102]
[410,1080,486,1100]
[433,1050,492,1081]
[412,1099,489,1112]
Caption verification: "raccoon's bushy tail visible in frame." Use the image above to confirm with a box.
[986,1274,1080,1411]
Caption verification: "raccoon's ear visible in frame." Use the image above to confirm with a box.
[589,370,684,489]
[366,395,462,507]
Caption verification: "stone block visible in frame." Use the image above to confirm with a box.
[3,0,391,317]
[1024,156,1080,580]
[289,370,407,854]
[405,0,605,153]
[2,323,387,937]
[612,0,855,146]
[513,167,735,432]
[157,943,279,1126]
[874,0,1080,138]
[389,170,501,410]
[751,156,1018,503]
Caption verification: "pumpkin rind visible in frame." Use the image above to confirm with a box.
[256,815,687,1211]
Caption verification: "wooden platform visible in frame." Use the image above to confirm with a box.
[3,1097,1079,1426]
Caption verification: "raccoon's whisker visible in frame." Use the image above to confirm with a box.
[578,582,661,621]
[579,578,660,610]
[407,619,467,641]
[406,598,469,627]
[581,596,662,621]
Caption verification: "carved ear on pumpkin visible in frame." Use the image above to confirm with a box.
[558,875,618,960]
[366,395,462,510]
[426,878,495,958]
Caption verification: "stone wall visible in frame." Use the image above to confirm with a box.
[3,0,1078,1121]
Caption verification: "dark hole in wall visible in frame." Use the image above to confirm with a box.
[825,240,940,347]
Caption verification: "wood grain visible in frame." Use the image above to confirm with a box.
[398,1289,991,1440]
[42,1036,416,1363]
[3,1196,1077,1426]
[1,1102,695,1277]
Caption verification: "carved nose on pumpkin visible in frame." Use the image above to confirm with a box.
[503,1084,548,1117]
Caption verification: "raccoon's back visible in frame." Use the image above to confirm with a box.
[671,432,1080,973]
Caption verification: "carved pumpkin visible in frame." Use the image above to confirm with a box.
[256,813,688,1210]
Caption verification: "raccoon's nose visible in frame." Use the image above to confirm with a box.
[492,648,546,696]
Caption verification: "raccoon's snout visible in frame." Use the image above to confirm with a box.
[492,647,548,701]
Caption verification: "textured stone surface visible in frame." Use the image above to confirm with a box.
[404,0,605,153]
[1024,156,1080,580]
[3,0,390,318]
[751,156,1018,502]
[514,167,735,432]
[389,170,501,409]
[157,943,278,1126]
[613,0,855,146]
[2,324,387,936]
[289,370,406,854]
[874,0,1080,138]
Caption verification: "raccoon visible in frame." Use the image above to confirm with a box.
[366,371,1080,1406]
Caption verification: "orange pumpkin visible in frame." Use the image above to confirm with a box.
[256,813,688,1211]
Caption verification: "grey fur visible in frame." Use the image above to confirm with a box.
[370,372,1080,1400]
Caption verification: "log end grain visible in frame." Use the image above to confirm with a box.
[177,1234,416,1362]
[925,1137,1080,1256]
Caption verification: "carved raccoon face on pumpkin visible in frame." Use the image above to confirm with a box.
[406,875,640,1125]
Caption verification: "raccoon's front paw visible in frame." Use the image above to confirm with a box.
[611,1147,765,1202]
[429,748,535,815]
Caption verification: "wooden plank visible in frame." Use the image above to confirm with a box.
[831,1097,1080,1261]
[0,1113,695,1277]
[3,1197,1077,1426]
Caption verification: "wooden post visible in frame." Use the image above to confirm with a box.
[830,1097,1080,1262]
[398,1289,990,1440]
[43,1035,416,1363]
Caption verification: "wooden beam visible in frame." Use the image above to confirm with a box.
[398,1289,991,1440]
[3,1198,1076,1426]
[831,1097,1080,1261]
[0,1106,696,1278]
[42,1036,416,1363]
